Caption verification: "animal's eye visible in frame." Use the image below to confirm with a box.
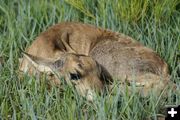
[70,72,82,80]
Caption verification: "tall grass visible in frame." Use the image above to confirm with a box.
[0,0,179,119]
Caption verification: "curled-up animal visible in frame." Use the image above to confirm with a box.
[19,22,175,100]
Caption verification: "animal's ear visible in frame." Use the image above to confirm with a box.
[22,52,66,73]
[61,32,77,54]
[22,52,54,73]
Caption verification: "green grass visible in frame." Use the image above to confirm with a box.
[0,0,179,119]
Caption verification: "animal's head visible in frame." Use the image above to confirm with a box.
[20,52,111,101]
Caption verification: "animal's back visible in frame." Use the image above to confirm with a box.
[90,40,169,78]
[90,40,170,96]
[35,22,120,55]
[19,22,120,73]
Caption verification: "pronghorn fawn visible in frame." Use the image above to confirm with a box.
[19,22,174,100]
[19,22,118,100]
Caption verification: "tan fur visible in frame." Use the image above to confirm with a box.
[90,40,173,96]
[19,22,122,74]
[19,22,173,99]
[19,22,122,100]
[20,52,106,101]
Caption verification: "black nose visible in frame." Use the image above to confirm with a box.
[70,72,82,80]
